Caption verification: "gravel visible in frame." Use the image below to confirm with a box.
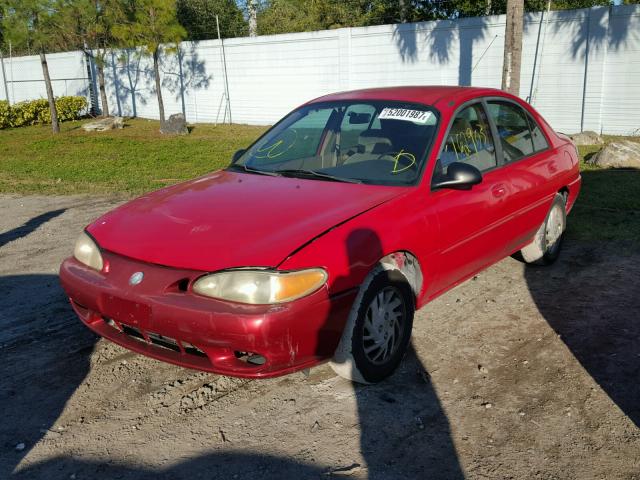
[1,194,639,479]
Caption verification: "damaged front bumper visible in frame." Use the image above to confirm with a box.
[59,251,355,378]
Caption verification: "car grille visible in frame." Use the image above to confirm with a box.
[102,317,207,358]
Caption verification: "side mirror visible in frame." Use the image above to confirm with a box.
[432,162,482,190]
[232,149,246,163]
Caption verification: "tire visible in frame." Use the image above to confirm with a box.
[520,193,567,265]
[330,270,414,384]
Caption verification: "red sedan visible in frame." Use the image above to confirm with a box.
[60,86,581,383]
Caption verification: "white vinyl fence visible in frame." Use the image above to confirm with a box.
[0,5,638,135]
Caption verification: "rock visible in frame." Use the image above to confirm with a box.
[589,140,640,169]
[160,113,188,135]
[326,463,362,476]
[82,116,124,132]
[311,420,320,432]
[569,131,603,146]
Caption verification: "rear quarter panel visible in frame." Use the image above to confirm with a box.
[493,95,582,251]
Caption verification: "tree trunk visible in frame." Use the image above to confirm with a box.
[399,0,408,23]
[153,48,165,125]
[96,50,110,117]
[248,0,258,37]
[501,0,524,95]
[40,51,60,134]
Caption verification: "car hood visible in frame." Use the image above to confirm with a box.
[88,170,405,271]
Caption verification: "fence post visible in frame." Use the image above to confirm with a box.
[580,8,592,133]
[83,44,100,115]
[216,15,232,124]
[338,27,352,91]
[0,50,9,104]
[595,5,611,135]
[177,45,187,119]
[527,11,544,103]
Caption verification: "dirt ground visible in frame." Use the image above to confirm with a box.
[0,194,638,480]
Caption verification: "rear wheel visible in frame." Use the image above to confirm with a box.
[520,193,567,265]
[330,270,414,384]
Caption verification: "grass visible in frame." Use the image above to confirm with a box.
[0,118,267,195]
[0,119,638,244]
[569,138,640,245]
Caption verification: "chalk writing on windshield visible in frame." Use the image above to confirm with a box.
[254,129,298,159]
[391,149,417,174]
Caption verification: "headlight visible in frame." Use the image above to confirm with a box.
[73,232,104,271]
[192,268,327,304]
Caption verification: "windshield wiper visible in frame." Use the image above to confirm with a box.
[276,169,363,184]
[227,164,281,177]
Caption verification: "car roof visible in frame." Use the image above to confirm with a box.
[306,86,508,108]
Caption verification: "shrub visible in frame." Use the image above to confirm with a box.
[0,101,13,129]
[12,99,50,127]
[57,96,88,122]
[0,96,88,129]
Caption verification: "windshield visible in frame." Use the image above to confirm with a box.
[230,100,439,185]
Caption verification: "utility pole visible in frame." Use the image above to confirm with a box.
[248,0,257,37]
[501,0,524,95]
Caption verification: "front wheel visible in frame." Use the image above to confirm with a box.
[330,270,414,384]
[520,193,567,265]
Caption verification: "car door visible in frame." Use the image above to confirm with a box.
[428,101,514,297]
[484,98,556,254]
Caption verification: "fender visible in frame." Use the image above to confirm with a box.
[277,188,439,306]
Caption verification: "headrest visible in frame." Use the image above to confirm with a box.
[357,131,392,154]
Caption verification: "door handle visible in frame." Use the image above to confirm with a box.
[492,184,507,198]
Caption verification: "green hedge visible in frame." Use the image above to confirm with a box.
[0,96,88,129]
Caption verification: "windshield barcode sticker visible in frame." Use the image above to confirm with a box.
[378,108,432,124]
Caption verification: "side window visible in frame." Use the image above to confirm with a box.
[439,103,497,174]
[487,101,536,162]
[339,104,377,152]
[526,113,549,152]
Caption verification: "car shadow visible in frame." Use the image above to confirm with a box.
[10,228,464,479]
[350,343,465,479]
[2,271,327,479]
[0,209,66,248]
[525,251,640,428]
[524,169,640,428]
[333,228,465,479]
[0,274,96,478]
[13,453,327,479]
